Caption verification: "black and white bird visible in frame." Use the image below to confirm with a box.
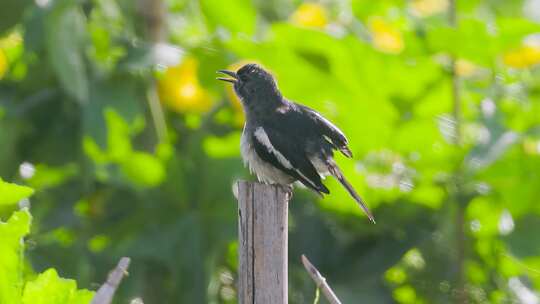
[217,63,374,223]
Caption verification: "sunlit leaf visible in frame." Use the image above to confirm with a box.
[203,132,241,158]
[82,136,109,164]
[26,164,78,190]
[87,234,109,253]
[120,152,165,187]
[409,184,444,209]
[200,0,256,35]
[0,179,34,206]
[393,285,417,303]
[0,209,31,304]
[22,269,94,304]
[497,18,540,49]
[466,197,502,237]
[104,108,132,161]
[83,80,145,149]
[427,18,497,65]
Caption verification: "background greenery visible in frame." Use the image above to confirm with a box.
[1,0,540,303]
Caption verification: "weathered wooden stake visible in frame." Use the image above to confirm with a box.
[237,181,289,304]
[91,257,131,304]
[301,255,342,304]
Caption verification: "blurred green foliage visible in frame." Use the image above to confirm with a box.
[1,0,540,303]
[0,182,93,304]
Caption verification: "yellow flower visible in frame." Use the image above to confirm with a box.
[503,44,540,69]
[158,57,213,113]
[369,17,404,54]
[0,32,22,80]
[411,0,448,17]
[290,3,328,29]
[523,138,540,155]
[0,49,7,79]
[455,59,478,77]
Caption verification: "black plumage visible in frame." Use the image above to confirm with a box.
[251,105,331,195]
[217,63,374,223]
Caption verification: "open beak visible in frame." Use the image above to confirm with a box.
[216,70,238,83]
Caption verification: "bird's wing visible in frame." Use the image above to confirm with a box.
[251,126,329,195]
[295,104,353,157]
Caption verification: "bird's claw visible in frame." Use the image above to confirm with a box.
[279,184,294,201]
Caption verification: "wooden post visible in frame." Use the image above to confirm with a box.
[237,181,288,304]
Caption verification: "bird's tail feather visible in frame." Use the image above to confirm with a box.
[327,160,375,223]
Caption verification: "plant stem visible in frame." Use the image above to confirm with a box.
[313,287,320,304]
[449,0,460,145]
[448,0,467,302]
[142,0,168,144]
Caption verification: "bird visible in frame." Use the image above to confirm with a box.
[217,63,374,223]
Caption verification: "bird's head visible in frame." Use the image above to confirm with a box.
[217,64,281,108]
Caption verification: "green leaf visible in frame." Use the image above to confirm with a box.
[351,0,404,20]
[45,2,89,103]
[427,18,497,65]
[82,136,109,164]
[104,108,133,161]
[504,215,540,259]
[83,80,145,150]
[409,184,444,209]
[0,209,32,304]
[0,178,34,206]
[466,197,502,238]
[203,132,241,158]
[426,17,540,65]
[496,18,540,50]
[120,152,166,187]
[200,0,257,35]
[22,269,94,304]
[26,163,78,190]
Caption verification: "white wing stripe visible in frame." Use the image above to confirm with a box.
[254,127,293,169]
[254,127,321,189]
